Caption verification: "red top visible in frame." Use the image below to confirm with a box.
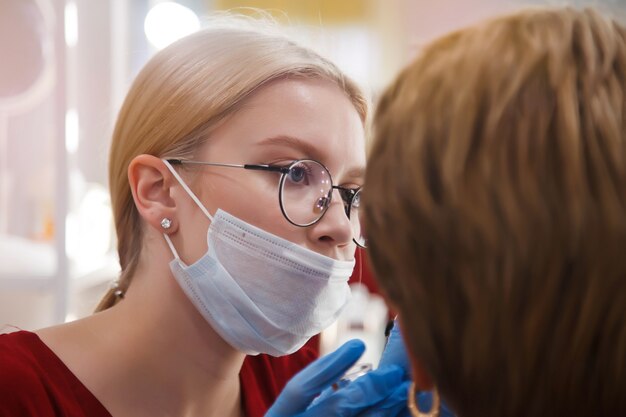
[0,250,379,416]
[0,331,317,417]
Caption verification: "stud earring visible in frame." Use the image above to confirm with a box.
[161,218,172,229]
[111,280,125,299]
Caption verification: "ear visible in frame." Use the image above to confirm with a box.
[128,154,179,234]
[367,267,437,391]
[410,357,435,390]
[395,313,435,391]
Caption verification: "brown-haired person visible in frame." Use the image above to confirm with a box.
[364,7,626,417]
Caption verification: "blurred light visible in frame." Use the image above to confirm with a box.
[144,2,200,50]
[65,108,79,154]
[320,320,339,355]
[64,1,78,47]
[66,184,113,265]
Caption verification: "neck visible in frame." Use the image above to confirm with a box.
[111,286,246,416]
[41,256,247,417]
[110,258,247,417]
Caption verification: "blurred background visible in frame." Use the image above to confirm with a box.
[0,0,624,358]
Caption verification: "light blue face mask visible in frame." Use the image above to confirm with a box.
[162,160,355,356]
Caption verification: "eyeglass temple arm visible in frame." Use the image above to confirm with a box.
[166,159,244,168]
[165,159,289,174]
[243,164,290,174]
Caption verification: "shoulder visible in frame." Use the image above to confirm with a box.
[0,331,57,414]
[0,331,48,388]
[0,330,113,417]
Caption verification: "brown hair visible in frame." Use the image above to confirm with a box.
[365,7,626,417]
[97,16,368,311]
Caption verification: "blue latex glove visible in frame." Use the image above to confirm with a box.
[378,320,457,417]
[306,320,413,416]
[266,339,405,417]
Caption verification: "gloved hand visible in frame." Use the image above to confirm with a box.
[378,320,456,417]
[265,339,405,417]
[303,320,413,417]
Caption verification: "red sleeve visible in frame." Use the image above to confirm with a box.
[239,345,318,417]
[0,331,111,417]
[0,333,54,416]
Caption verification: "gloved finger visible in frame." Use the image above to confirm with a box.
[310,362,374,407]
[291,339,366,397]
[267,339,365,417]
[309,384,333,407]
[378,320,411,376]
[303,365,404,416]
[357,380,411,417]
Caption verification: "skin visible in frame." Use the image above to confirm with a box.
[398,315,434,391]
[35,78,366,417]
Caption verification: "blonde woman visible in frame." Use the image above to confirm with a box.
[365,6,626,417]
[0,17,409,417]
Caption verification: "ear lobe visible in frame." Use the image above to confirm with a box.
[128,154,178,233]
[410,358,435,390]
[395,315,435,390]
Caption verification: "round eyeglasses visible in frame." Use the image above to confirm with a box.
[166,158,366,247]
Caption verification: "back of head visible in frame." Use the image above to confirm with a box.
[365,7,626,417]
[100,15,367,311]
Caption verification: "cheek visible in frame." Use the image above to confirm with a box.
[204,174,297,238]
[174,199,212,264]
[233,184,293,236]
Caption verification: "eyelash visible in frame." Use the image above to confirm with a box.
[265,159,363,189]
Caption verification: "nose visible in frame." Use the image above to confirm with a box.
[308,189,353,248]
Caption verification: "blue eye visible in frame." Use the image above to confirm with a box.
[288,166,306,183]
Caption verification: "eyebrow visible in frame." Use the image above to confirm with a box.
[344,167,365,182]
[256,135,325,162]
[258,135,365,183]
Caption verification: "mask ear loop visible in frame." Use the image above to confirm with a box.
[161,159,215,260]
[163,233,181,260]
[162,159,214,221]
[356,248,363,285]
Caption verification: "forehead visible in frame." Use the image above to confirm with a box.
[202,78,366,176]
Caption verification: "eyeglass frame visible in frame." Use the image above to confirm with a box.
[165,158,365,247]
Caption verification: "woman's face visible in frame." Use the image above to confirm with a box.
[177,78,366,262]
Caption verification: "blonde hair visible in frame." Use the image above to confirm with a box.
[97,17,368,311]
[365,7,626,417]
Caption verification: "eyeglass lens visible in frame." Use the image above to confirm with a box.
[279,160,366,247]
